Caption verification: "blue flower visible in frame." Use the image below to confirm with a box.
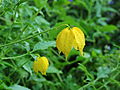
[69,0,73,2]
[108,1,114,5]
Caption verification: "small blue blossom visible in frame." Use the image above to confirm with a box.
[69,0,73,2]
[108,1,114,5]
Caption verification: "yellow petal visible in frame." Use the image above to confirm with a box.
[56,28,73,57]
[33,60,39,73]
[38,57,49,75]
[56,26,85,58]
[71,27,85,56]
[33,56,49,75]
[64,29,75,57]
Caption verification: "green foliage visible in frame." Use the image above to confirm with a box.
[9,84,30,90]
[33,41,56,51]
[0,0,120,90]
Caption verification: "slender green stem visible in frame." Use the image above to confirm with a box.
[0,30,50,48]
[57,73,63,83]
[98,72,120,90]
[15,24,29,40]
[0,24,69,60]
[1,51,33,60]
[0,24,68,48]
[51,48,65,60]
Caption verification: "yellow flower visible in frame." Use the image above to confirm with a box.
[56,27,85,58]
[33,56,49,75]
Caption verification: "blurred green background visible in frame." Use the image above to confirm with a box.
[0,0,120,90]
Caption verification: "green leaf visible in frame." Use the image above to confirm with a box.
[99,25,118,32]
[9,85,30,90]
[34,0,48,8]
[47,65,62,74]
[35,16,50,26]
[33,41,56,51]
[95,1,102,17]
[75,0,89,11]
[97,66,111,79]
[78,64,94,80]
[23,62,32,75]
[103,7,118,13]
[0,81,9,90]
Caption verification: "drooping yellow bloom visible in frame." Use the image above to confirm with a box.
[56,27,85,58]
[33,56,49,75]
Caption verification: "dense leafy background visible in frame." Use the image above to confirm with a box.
[0,0,120,90]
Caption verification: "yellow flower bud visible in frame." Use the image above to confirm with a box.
[56,27,85,58]
[33,56,49,75]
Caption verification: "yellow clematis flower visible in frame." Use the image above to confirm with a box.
[33,56,49,75]
[56,27,85,58]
